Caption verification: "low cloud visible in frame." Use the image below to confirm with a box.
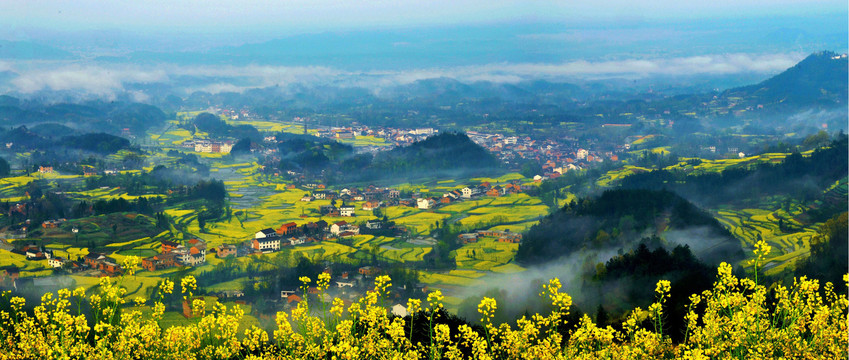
[10,64,167,97]
[0,52,804,98]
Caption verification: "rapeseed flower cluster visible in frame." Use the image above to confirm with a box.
[0,263,844,359]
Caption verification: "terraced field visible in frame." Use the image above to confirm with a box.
[453,238,519,271]
[596,165,651,187]
[714,204,817,275]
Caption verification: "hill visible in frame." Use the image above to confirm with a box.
[0,126,132,154]
[0,99,166,135]
[183,112,261,141]
[364,132,502,181]
[618,134,848,209]
[516,189,741,265]
[60,133,131,154]
[721,51,848,107]
[276,133,354,172]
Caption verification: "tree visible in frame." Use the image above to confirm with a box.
[0,157,9,177]
[595,304,609,327]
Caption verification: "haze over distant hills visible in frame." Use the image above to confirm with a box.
[0,12,845,101]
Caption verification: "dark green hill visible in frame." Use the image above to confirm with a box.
[516,189,741,265]
[366,132,502,180]
[276,134,354,172]
[0,126,131,154]
[0,126,44,149]
[618,134,848,209]
[184,112,261,140]
[722,51,848,107]
[60,133,131,154]
[274,132,503,182]
[28,123,80,139]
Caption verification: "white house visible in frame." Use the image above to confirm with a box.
[330,221,348,235]
[252,237,280,253]
[461,187,481,199]
[417,198,436,209]
[365,220,383,230]
[255,228,277,239]
[48,257,66,268]
[340,206,355,217]
[576,149,589,160]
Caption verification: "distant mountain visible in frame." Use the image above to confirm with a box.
[0,98,166,135]
[387,78,536,103]
[721,51,848,107]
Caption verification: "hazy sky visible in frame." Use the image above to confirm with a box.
[4,0,846,38]
[0,1,844,98]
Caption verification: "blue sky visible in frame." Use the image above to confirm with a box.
[3,0,846,41]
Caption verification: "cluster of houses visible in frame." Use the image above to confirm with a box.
[181,139,234,154]
[20,244,53,260]
[400,182,525,211]
[216,217,396,259]
[273,265,430,317]
[141,239,208,271]
[5,238,212,278]
[41,219,67,228]
[458,230,523,244]
[306,185,399,203]
[12,244,112,275]
[311,125,438,148]
[466,131,622,179]
[84,253,123,275]
[213,221,325,257]
[300,181,525,216]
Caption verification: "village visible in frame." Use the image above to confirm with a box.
[211,106,624,177]
[0,177,526,298]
